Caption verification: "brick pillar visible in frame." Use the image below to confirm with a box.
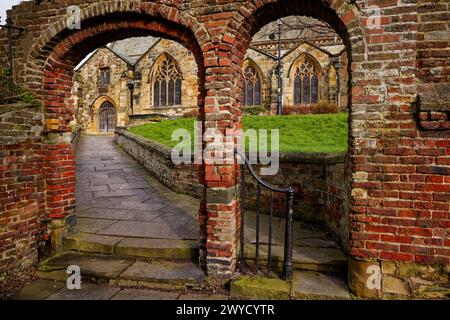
[44,132,76,253]
[203,45,242,275]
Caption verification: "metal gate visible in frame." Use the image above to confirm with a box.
[98,102,116,133]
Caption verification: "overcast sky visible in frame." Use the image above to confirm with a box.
[0,0,28,24]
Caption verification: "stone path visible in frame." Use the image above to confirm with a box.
[14,279,228,300]
[74,135,199,241]
[13,135,350,300]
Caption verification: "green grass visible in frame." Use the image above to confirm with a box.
[129,113,349,153]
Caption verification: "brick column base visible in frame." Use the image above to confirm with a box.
[349,257,450,299]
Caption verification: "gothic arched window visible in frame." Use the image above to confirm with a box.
[152,55,182,107]
[243,64,262,107]
[293,58,320,105]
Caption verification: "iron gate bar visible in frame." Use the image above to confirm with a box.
[239,164,245,270]
[267,191,273,276]
[255,183,261,272]
[236,150,295,280]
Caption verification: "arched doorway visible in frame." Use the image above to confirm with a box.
[98,101,116,133]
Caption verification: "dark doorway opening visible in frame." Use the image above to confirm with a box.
[98,101,116,133]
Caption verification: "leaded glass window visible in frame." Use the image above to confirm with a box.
[99,68,110,86]
[243,64,262,107]
[152,55,182,107]
[293,58,320,105]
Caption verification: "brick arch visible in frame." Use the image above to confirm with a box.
[24,4,210,258]
[25,0,210,92]
[209,0,374,289]
[221,0,362,108]
[35,19,205,132]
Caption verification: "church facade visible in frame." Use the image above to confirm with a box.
[73,21,348,134]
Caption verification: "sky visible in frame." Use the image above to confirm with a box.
[0,0,26,25]
[0,0,94,69]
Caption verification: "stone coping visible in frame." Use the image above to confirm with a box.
[115,127,347,164]
[115,127,172,160]
[0,102,37,116]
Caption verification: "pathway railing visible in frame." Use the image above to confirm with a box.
[236,151,295,280]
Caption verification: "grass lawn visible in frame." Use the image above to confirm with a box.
[129,113,348,153]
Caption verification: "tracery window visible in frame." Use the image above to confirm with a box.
[152,55,182,107]
[242,65,262,106]
[293,58,320,105]
[99,68,110,86]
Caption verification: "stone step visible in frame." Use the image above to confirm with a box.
[37,252,205,290]
[63,233,198,260]
[243,243,347,274]
[230,271,350,300]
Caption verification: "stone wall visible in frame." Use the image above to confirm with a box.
[134,39,199,116]
[241,153,349,252]
[0,0,449,298]
[74,47,132,133]
[0,103,45,299]
[114,128,349,251]
[114,128,202,198]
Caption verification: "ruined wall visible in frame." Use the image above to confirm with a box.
[0,103,45,299]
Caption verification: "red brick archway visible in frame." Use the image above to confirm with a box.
[2,0,449,299]
[25,5,210,269]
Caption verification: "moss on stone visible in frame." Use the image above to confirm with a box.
[230,275,290,300]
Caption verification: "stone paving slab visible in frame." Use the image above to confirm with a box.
[77,207,164,222]
[120,260,205,286]
[97,221,196,240]
[111,288,180,300]
[178,293,229,300]
[74,217,116,233]
[46,283,121,300]
[244,244,346,273]
[291,270,350,299]
[116,238,198,260]
[13,279,64,300]
[64,233,124,254]
[39,253,135,279]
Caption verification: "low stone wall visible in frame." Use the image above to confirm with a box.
[115,128,203,198]
[115,129,349,251]
[0,103,45,299]
[242,152,349,251]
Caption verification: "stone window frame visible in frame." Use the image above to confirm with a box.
[99,67,111,87]
[150,53,183,108]
[242,59,263,107]
[292,54,321,105]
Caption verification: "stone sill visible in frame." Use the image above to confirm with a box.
[116,128,347,165]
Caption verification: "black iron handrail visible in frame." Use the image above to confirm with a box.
[236,150,295,280]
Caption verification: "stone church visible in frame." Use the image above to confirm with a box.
[73,16,348,134]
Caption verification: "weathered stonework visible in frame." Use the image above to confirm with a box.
[0,0,449,298]
[115,128,349,251]
[0,103,44,299]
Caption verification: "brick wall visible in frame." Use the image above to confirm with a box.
[115,128,203,197]
[0,103,45,299]
[115,129,349,251]
[0,0,449,298]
